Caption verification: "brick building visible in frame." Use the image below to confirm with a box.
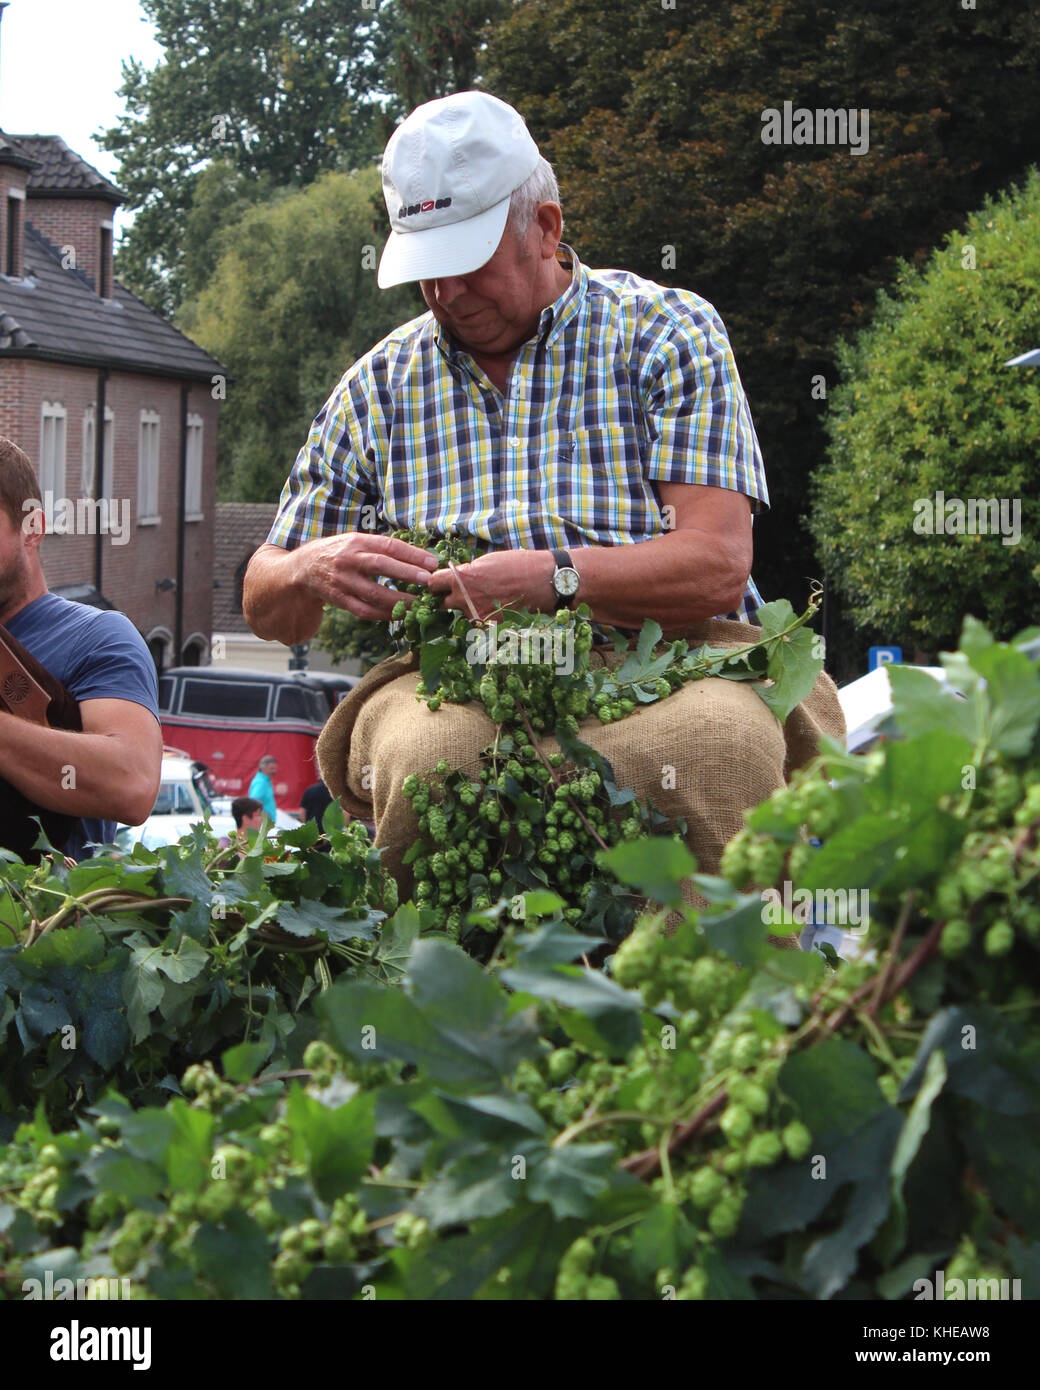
[212,501,356,675]
[0,130,224,670]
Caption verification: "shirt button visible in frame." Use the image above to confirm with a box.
[508,436,521,449]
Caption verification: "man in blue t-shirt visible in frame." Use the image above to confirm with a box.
[0,436,162,859]
[247,756,279,822]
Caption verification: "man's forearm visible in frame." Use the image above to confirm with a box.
[573,528,750,631]
[243,544,325,646]
[0,714,153,823]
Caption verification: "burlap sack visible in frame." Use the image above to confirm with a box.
[317,619,845,947]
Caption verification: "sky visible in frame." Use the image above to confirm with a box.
[0,0,161,183]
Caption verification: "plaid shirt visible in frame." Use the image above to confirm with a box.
[268,244,769,622]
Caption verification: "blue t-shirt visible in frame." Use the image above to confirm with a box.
[6,593,160,859]
[248,770,277,820]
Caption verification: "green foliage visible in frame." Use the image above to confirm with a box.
[385,0,512,113]
[809,171,1040,652]
[3,619,1040,1301]
[0,812,394,1130]
[102,0,393,313]
[178,167,420,501]
[484,0,1040,664]
[354,527,822,944]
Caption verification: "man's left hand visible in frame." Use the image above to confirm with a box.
[427,549,557,619]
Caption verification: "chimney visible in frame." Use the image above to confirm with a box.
[0,5,8,107]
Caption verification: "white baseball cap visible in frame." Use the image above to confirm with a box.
[377,91,541,289]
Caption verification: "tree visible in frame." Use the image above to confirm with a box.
[101,0,393,314]
[808,170,1040,654]
[483,0,1040,670]
[385,0,512,113]
[178,166,421,503]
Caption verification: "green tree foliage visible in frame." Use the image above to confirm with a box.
[177,167,422,502]
[484,0,1040,663]
[101,0,392,313]
[809,172,1040,654]
[385,0,512,112]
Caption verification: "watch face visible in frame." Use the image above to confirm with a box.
[555,566,580,597]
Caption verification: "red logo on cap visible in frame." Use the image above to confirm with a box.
[421,200,434,212]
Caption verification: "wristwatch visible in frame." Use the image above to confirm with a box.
[550,549,580,610]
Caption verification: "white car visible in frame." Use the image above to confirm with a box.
[837,664,951,753]
[115,749,298,852]
[802,663,956,961]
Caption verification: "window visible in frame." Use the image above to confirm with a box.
[137,410,160,521]
[185,414,203,519]
[99,223,112,298]
[5,193,21,277]
[275,686,309,720]
[81,405,114,498]
[181,636,206,666]
[157,675,175,710]
[152,781,196,815]
[39,402,66,500]
[180,678,270,720]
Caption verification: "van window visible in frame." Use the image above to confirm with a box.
[275,685,308,721]
[153,781,196,815]
[180,678,270,719]
[158,676,175,711]
[275,685,328,723]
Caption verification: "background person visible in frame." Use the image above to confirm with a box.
[0,436,162,860]
[248,755,278,822]
[218,795,265,850]
[300,777,333,825]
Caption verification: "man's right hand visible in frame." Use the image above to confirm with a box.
[243,535,440,645]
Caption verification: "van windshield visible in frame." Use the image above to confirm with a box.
[180,677,270,719]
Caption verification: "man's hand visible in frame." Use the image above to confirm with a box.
[427,548,556,619]
[296,532,441,619]
[244,534,440,644]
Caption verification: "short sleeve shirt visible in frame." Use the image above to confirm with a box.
[267,244,769,622]
[6,593,159,859]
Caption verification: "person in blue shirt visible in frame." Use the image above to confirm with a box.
[248,756,279,821]
[0,436,162,859]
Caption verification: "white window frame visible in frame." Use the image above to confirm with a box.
[39,401,67,504]
[137,410,161,524]
[185,413,204,521]
[81,404,114,499]
[99,219,113,299]
[5,186,25,279]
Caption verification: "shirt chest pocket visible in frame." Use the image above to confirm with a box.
[548,425,650,537]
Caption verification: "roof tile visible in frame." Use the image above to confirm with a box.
[0,225,225,379]
[213,502,280,631]
[9,135,125,201]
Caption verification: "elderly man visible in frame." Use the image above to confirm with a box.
[244,92,842,889]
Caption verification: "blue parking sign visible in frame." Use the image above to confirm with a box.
[869,646,902,671]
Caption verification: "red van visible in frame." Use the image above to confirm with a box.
[156,667,353,813]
